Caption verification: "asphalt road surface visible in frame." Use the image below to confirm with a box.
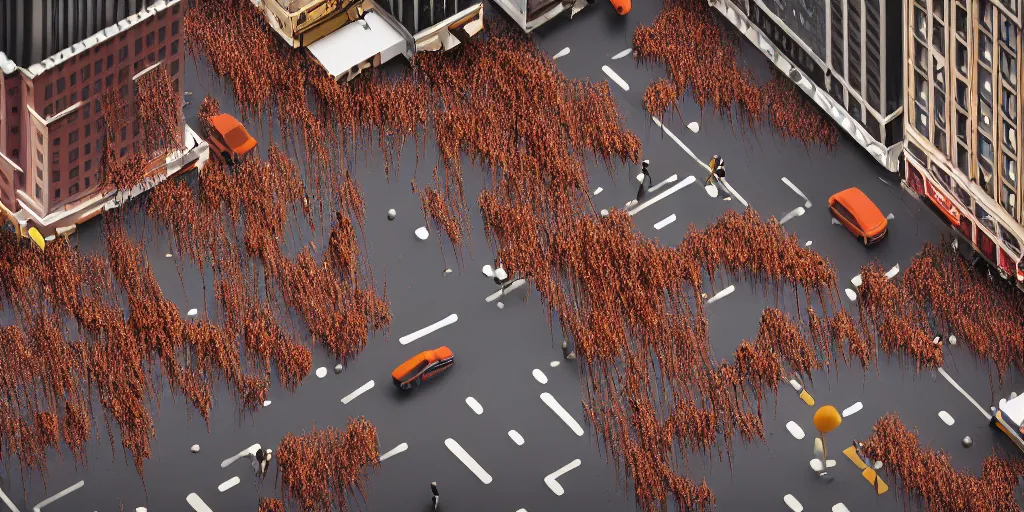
[4,2,1024,511]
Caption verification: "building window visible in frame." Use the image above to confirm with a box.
[1001,15,1019,52]
[85,160,92,172]
[69,166,79,179]
[146,32,155,47]
[83,103,91,119]
[106,55,113,69]
[82,84,89,101]
[172,20,180,35]
[94,60,102,75]
[159,27,166,42]
[915,41,928,71]
[54,188,61,200]
[979,66,993,102]
[171,40,179,55]
[979,133,995,161]
[1003,88,1018,122]
[120,147,127,157]
[52,151,59,164]
[932,21,946,54]
[979,97,993,134]
[933,127,947,153]
[980,34,994,65]
[1001,51,1017,86]
[957,143,969,174]
[119,47,128,62]
[69,149,79,163]
[135,38,143,54]
[121,127,127,142]
[915,7,927,39]
[954,182,972,206]
[170,60,179,76]
[80,65,90,81]
[979,159,995,195]
[70,73,77,87]
[1004,153,1018,185]
[1001,185,1017,215]
[957,111,968,142]
[84,177,90,188]
[35,185,41,199]
[1004,122,1018,151]
[55,98,66,112]
[980,0,993,32]
[158,47,166,61]
[70,183,79,195]
[955,6,967,38]
[54,137,60,146]
[44,84,53,100]
[118,67,130,83]
[52,170,60,182]
[956,42,968,74]
[106,75,113,87]
[36,151,43,163]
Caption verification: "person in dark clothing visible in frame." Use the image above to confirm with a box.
[705,155,730,200]
[641,159,652,184]
[431,482,440,510]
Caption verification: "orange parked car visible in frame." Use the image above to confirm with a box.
[829,187,888,245]
[391,346,455,390]
[610,0,631,14]
[206,114,257,162]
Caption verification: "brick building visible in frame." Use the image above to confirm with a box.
[0,0,206,237]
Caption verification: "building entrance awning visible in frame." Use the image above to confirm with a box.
[306,11,407,81]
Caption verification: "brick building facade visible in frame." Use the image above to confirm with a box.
[0,0,205,236]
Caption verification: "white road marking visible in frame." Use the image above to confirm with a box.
[937,368,992,420]
[136,508,147,512]
[341,380,375,404]
[532,369,548,384]
[785,421,805,439]
[540,392,585,436]
[217,477,240,493]
[842,402,863,417]
[550,361,561,367]
[32,481,84,512]
[832,504,850,512]
[779,206,806,225]
[654,214,677,230]
[687,121,699,133]
[788,379,803,392]
[651,117,705,168]
[781,177,812,208]
[399,314,459,344]
[593,187,603,195]
[544,459,582,496]
[612,48,632,60]
[627,176,697,216]
[509,430,525,446]
[938,410,955,426]
[380,442,409,461]
[466,397,484,415]
[649,174,679,193]
[601,66,629,91]
[949,335,957,345]
[706,285,735,304]
[851,274,863,287]
[221,444,261,468]
[886,212,895,220]
[415,226,430,240]
[315,367,327,378]
[783,494,804,512]
[262,400,271,407]
[810,459,823,472]
[444,438,493,484]
[719,178,749,207]
[885,263,900,279]
[805,240,812,246]
[0,486,19,512]
[486,279,526,302]
[187,308,198,316]
[165,253,173,258]
[186,493,213,512]
[553,47,570,60]
[844,288,857,301]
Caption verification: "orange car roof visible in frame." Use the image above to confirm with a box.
[210,114,257,155]
[391,347,452,381]
[833,187,886,230]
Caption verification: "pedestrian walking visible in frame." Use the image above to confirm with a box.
[250,444,264,476]
[431,481,440,510]
[641,159,652,185]
[261,448,273,477]
[705,155,730,201]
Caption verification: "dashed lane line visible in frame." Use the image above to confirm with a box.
[186,493,213,512]
[221,444,260,468]
[612,48,632,59]
[781,177,812,208]
[626,176,697,216]
[601,66,629,91]
[0,486,18,512]
[706,285,735,304]
[444,438,493,484]
[399,314,459,345]
[217,477,240,493]
[937,367,992,420]
[486,279,526,302]
[380,442,409,462]
[654,214,676,230]
[540,392,585,436]
[341,380,375,405]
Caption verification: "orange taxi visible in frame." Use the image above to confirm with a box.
[206,114,257,162]
[391,346,455,390]
[829,187,888,245]
[610,0,632,14]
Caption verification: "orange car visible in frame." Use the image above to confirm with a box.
[610,0,631,14]
[206,114,257,162]
[829,187,888,245]
[391,346,455,390]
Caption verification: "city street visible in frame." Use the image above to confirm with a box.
[3,2,1024,511]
